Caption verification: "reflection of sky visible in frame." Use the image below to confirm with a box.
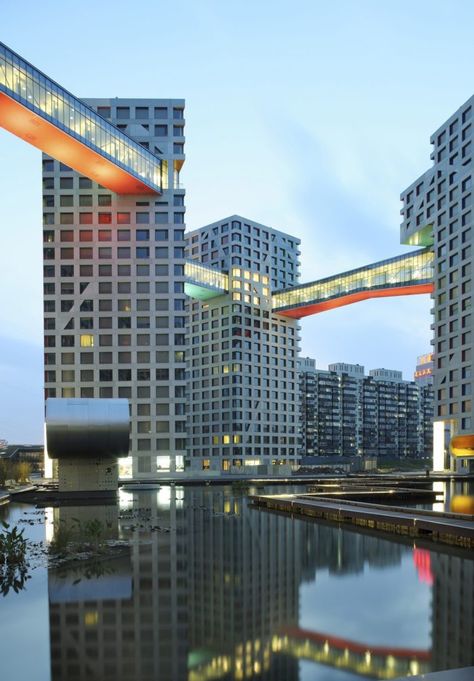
[300,553,431,650]
[300,660,362,681]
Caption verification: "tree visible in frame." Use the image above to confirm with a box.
[0,460,8,487]
[16,462,32,484]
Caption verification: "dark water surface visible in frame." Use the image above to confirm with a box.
[0,485,473,681]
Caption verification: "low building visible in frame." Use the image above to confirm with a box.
[0,444,44,473]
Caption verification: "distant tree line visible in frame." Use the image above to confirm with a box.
[0,461,32,487]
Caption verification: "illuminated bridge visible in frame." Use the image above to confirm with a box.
[188,629,430,680]
[273,247,434,318]
[185,248,434,318]
[0,41,162,194]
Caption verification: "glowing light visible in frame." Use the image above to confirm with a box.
[413,548,433,585]
[80,334,94,347]
[84,611,99,626]
[43,422,53,479]
[451,495,474,514]
[157,485,172,508]
[433,421,447,471]
[450,433,474,458]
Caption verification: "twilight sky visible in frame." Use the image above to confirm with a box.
[1,0,474,441]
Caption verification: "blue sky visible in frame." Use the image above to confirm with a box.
[1,0,474,441]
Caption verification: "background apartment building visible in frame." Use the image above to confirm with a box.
[297,358,434,459]
[42,99,187,479]
[185,217,300,474]
[400,96,474,470]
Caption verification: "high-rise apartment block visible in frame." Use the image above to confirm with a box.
[185,217,300,473]
[42,99,187,479]
[297,360,433,458]
[400,96,474,469]
[297,357,317,456]
[187,215,301,289]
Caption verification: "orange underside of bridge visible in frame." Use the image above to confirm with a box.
[0,92,157,195]
[277,283,434,319]
[450,433,474,457]
[281,627,431,660]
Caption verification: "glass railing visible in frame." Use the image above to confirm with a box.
[273,248,434,311]
[0,42,162,192]
[185,260,229,292]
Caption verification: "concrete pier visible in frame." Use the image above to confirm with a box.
[251,494,474,550]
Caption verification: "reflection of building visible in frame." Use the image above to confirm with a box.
[430,552,474,671]
[185,217,300,474]
[46,488,443,680]
[297,360,433,458]
[187,487,301,679]
[48,493,188,681]
[300,519,403,583]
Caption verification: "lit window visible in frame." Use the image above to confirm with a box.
[80,334,94,347]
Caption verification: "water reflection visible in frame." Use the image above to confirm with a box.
[45,486,474,681]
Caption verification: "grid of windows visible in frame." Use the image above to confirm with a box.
[401,96,473,438]
[186,215,301,290]
[43,98,187,476]
[298,362,433,458]
[186,238,300,473]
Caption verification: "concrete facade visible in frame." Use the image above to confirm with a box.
[185,217,300,474]
[400,96,474,470]
[42,99,187,478]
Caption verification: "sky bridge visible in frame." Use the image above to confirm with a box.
[0,42,162,194]
[272,247,434,318]
[185,248,434,318]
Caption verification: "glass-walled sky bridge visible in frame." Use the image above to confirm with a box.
[273,248,434,318]
[0,41,162,194]
[185,249,434,318]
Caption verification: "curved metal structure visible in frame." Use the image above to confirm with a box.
[45,398,130,460]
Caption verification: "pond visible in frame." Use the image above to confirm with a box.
[0,485,473,681]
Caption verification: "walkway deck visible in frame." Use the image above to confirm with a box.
[251,494,474,549]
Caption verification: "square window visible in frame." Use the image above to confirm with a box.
[116,107,130,119]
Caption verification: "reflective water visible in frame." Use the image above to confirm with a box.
[0,485,473,681]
